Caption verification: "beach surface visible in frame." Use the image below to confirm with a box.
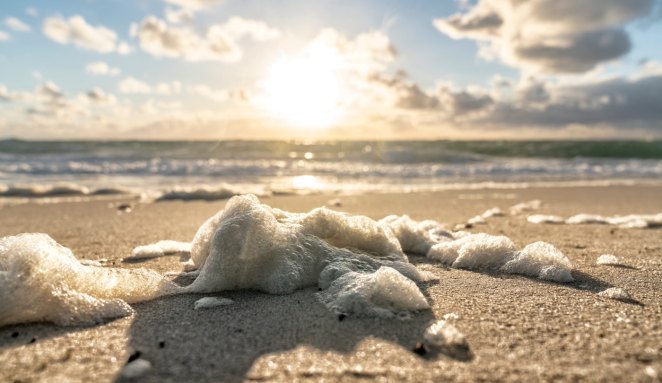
[1,185,661,382]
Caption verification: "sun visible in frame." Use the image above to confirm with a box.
[257,45,346,128]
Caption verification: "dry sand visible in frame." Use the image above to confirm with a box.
[0,185,661,382]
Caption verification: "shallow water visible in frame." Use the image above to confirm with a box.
[3,140,662,199]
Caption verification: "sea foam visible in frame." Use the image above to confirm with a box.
[0,233,177,326]
[129,240,192,259]
[0,194,576,326]
[528,212,662,228]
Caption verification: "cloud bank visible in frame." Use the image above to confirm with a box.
[434,0,655,73]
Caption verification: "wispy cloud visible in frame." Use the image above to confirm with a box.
[4,17,31,32]
[131,16,279,62]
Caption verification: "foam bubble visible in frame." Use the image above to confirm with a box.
[0,233,178,326]
[193,297,234,310]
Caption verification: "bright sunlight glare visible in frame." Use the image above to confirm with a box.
[258,45,346,129]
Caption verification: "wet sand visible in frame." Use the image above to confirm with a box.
[0,185,661,382]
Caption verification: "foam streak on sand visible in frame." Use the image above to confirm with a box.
[528,212,662,228]
[1,195,575,326]
[129,240,192,259]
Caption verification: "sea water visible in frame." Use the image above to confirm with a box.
[2,140,662,200]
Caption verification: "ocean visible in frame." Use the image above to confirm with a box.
[1,139,662,199]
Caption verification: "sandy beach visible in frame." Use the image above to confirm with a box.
[1,185,661,382]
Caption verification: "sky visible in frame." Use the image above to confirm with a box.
[0,0,661,140]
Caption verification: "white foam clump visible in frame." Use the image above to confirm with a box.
[596,254,623,266]
[318,266,430,318]
[428,235,573,282]
[379,215,452,254]
[185,195,432,318]
[598,287,631,301]
[193,296,234,310]
[0,233,178,326]
[130,240,192,259]
[510,200,542,215]
[423,320,468,351]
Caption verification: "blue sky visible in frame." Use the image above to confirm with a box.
[1,0,661,139]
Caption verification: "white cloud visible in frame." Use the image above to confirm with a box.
[131,16,279,62]
[165,7,194,24]
[220,16,280,41]
[4,17,31,32]
[117,77,182,95]
[163,0,223,11]
[85,61,120,76]
[434,0,655,73]
[118,77,152,94]
[0,30,9,42]
[0,84,12,101]
[15,81,91,119]
[37,81,62,99]
[117,41,134,55]
[86,88,116,105]
[43,15,117,53]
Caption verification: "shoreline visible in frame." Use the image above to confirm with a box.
[2,177,662,205]
[1,185,661,382]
